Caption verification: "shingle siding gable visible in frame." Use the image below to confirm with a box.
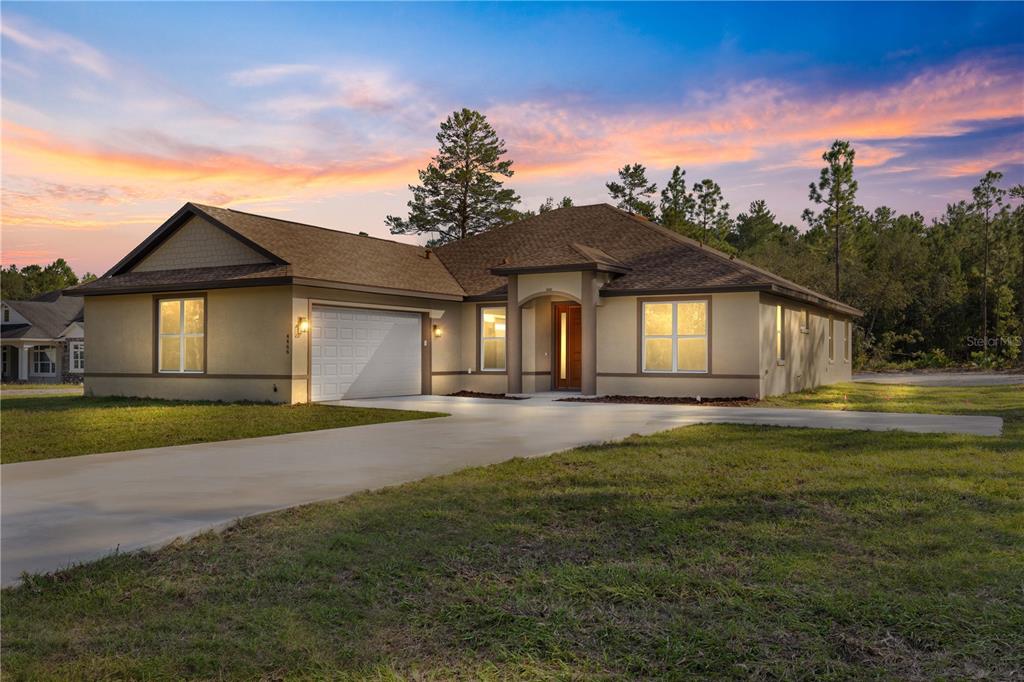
[132,216,271,272]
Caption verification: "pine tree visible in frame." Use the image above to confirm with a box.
[803,140,858,299]
[970,171,1005,350]
[538,196,574,213]
[692,179,730,243]
[659,165,695,231]
[386,108,521,244]
[606,164,657,218]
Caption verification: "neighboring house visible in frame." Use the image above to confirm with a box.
[71,202,860,403]
[1,291,86,384]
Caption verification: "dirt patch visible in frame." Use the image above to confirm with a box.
[558,395,758,406]
[447,391,529,401]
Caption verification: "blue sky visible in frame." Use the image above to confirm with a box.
[2,2,1022,273]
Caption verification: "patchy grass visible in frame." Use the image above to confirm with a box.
[2,385,1021,679]
[764,381,1024,416]
[0,395,444,464]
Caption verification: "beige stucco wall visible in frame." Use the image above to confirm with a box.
[517,271,582,305]
[758,293,853,396]
[132,216,270,272]
[85,286,294,403]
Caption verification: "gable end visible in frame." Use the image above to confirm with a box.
[131,215,273,273]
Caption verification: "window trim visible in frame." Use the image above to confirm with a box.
[775,305,786,365]
[800,309,810,334]
[477,303,507,373]
[70,341,85,372]
[31,346,57,376]
[828,316,835,362]
[843,320,851,363]
[153,294,207,374]
[638,297,711,375]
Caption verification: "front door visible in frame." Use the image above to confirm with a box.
[553,302,582,390]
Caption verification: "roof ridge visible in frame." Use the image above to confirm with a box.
[189,203,433,253]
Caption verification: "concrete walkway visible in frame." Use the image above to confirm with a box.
[854,371,1023,387]
[0,395,1002,585]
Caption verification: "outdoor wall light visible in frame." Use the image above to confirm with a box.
[433,324,443,338]
[296,316,310,337]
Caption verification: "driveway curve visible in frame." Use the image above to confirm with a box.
[1,395,1002,585]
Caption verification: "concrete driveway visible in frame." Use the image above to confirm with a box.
[854,371,1024,387]
[1,394,1002,585]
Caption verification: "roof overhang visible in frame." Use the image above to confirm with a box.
[600,283,863,317]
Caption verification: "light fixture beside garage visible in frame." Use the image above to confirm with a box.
[295,316,310,338]
[433,324,443,338]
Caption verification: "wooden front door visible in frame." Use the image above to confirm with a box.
[553,302,582,390]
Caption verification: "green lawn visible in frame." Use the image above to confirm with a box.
[0,395,445,464]
[764,380,1024,416]
[3,384,1022,679]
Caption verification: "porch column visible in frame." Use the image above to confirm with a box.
[506,274,522,394]
[19,344,31,381]
[581,271,598,396]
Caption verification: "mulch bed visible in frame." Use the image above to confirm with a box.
[558,395,759,406]
[447,391,529,401]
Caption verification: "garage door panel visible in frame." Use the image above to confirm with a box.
[310,306,421,401]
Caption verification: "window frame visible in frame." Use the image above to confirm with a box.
[31,346,56,376]
[639,298,710,375]
[775,305,786,365]
[478,304,507,372]
[843,320,851,363]
[828,316,835,362]
[800,309,810,334]
[154,295,207,374]
[70,341,85,372]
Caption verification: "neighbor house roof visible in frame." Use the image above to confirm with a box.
[72,203,465,298]
[434,204,861,315]
[1,291,84,340]
[71,201,860,316]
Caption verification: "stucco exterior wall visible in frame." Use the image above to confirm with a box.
[517,271,582,305]
[132,216,270,272]
[758,293,853,396]
[593,291,761,397]
[84,286,293,403]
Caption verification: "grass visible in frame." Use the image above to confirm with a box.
[764,380,1024,416]
[2,384,1022,679]
[0,395,445,464]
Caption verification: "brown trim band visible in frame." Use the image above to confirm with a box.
[597,372,759,379]
[86,372,295,379]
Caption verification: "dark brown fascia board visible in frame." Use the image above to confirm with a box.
[490,262,630,276]
[73,277,294,297]
[103,203,287,277]
[600,283,862,317]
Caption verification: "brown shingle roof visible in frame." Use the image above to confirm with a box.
[75,203,465,297]
[71,263,292,295]
[1,292,84,339]
[435,204,860,315]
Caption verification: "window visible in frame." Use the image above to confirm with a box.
[70,341,85,372]
[480,306,506,371]
[642,300,708,373]
[844,321,851,362]
[800,309,810,333]
[828,317,835,361]
[32,347,56,375]
[775,305,785,363]
[2,306,9,322]
[158,297,205,373]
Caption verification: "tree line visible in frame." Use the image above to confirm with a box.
[388,108,1023,368]
[1,260,96,301]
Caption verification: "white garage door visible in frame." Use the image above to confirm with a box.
[311,306,422,401]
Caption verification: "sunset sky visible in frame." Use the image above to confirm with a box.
[2,2,1022,275]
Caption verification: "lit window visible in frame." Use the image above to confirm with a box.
[32,347,56,375]
[844,321,851,362]
[800,309,810,333]
[828,317,835,361]
[70,341,85,372]
[158,297,204,373]
[480,306,506,371]
[775,305,785,362]
[642,300,708,373]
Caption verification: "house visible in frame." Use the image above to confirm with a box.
[1,291,86,384]
[70,202,860,402]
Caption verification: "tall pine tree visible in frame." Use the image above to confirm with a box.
[386,108,521,244]
[803,140,858,299]
[659,165,695,231]
[606,163,657,218]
